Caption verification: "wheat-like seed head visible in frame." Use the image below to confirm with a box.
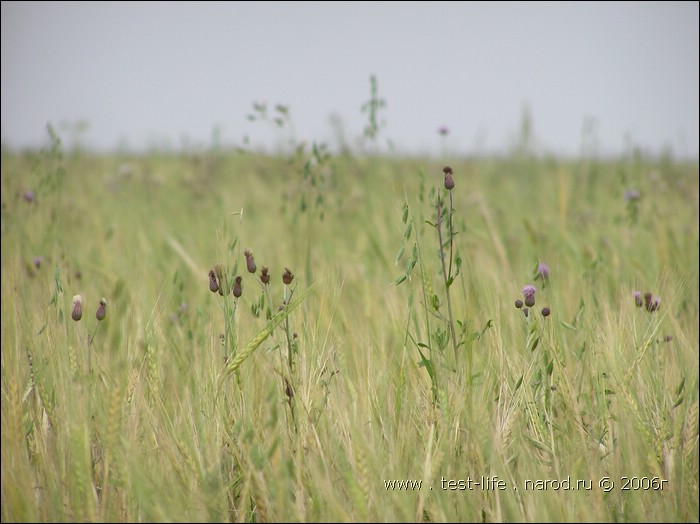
[106,386,123,453]
[147,344,159,398]
[7,376,22,450]
[220,285,314,381]
[250,470,270,523]
[67,344,79,377]
[126,369,138,406]
[354,443,370,514]
[684,401,699,456]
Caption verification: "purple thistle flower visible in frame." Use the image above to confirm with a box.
[536,263,550,281]
[22,191,35,203]
[522,285,536,297]
[624,189,640,202]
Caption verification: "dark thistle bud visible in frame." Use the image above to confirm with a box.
[515,299,523,309]
[214,264,225,296]
[522,307,529,318]
[648,296,660,313]
[443,166,454,190]
[260,266,270,285]
[244,249,257,274]
[96,298,107,321]
[282,268,294,285]
[633,291,642,307]
[541,307,551,317]
[232,276,242,298]
[522,285,536,308]
[71,295,83,322]
[644,292,652,311]
[209,269,219,293]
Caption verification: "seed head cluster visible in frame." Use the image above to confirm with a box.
[633,290,661,313]
[514,284,550,319]
[208,249,295,306]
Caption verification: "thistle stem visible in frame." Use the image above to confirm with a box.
[436,189,459,365]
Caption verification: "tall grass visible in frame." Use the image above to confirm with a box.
[1,132,698,522]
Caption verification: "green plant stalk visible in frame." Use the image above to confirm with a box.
[257,278,297,431]
[262,283,274,320]
[224,234,242,362]
[88,321,101,374]
[283,284,299,433]
[221,283,238,362]
[220,272,244,389]
[283,284,294,375]
[538,319,561,478]
[410,213,439,405]
[436,189,459,365]
[447,191,454,279]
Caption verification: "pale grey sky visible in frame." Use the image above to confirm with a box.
[2,1,699,158]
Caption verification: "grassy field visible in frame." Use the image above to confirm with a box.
[1,136,698,522]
